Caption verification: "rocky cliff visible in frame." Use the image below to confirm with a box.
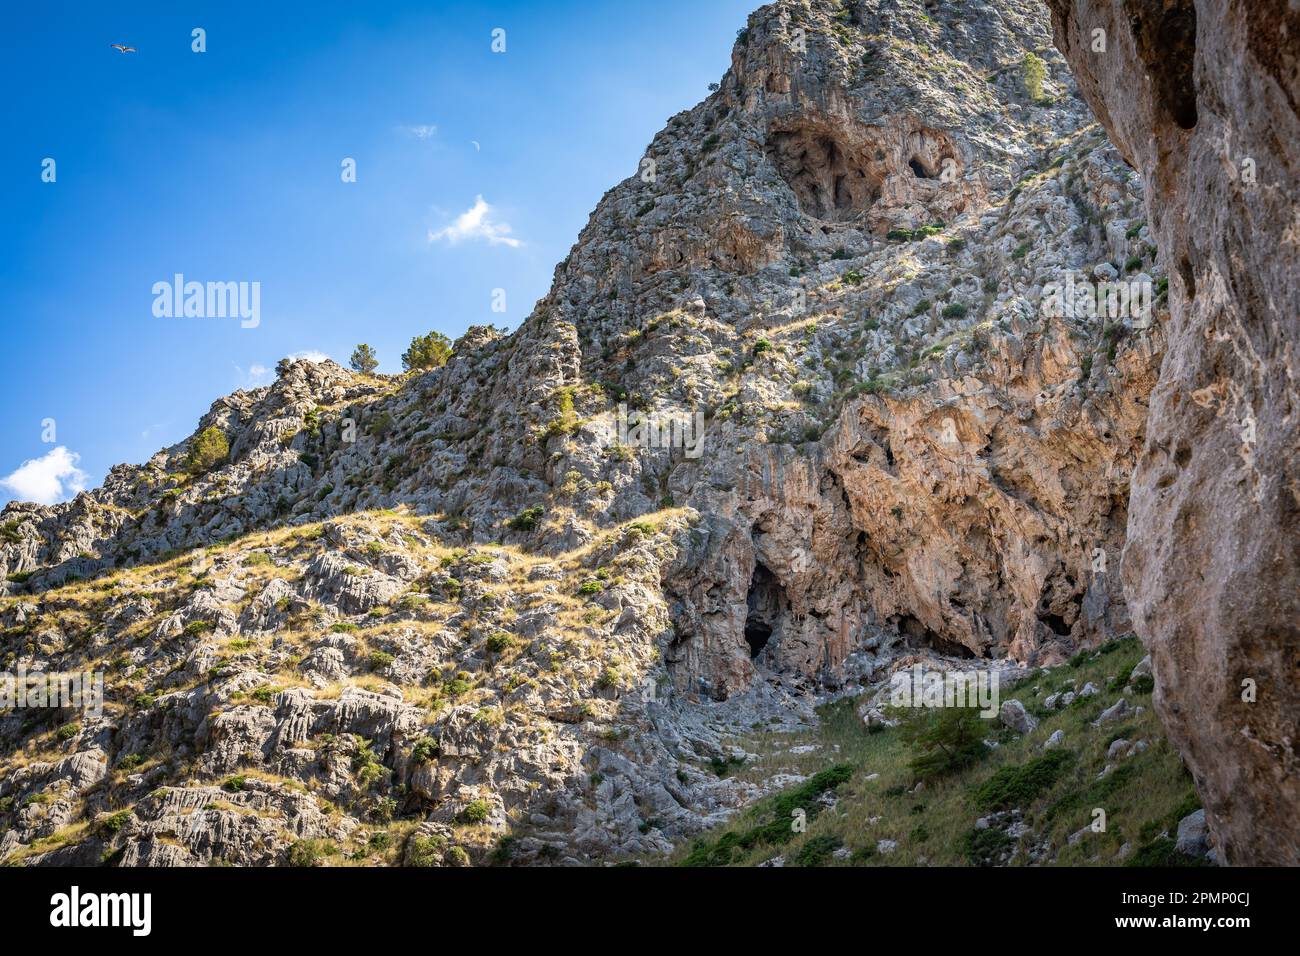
[1048,0,1299,866]
[0,0,1182,866]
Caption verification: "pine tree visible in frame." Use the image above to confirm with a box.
[1022,52,1047,103]
[401,331,452,372]
[349,343,378,375]
[186,427,229,476]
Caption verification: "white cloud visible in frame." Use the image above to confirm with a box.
[428,196,522,248]
[399,124,438,140]
[235,354,327,389]
[234,362,275,388]
[0,447,89,505]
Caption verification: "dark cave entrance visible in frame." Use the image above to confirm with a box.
[1038,612,1072,637]
[744,563,785,661]
[895,612,976,659]
[908,156,934,178]
[744,618,773,659]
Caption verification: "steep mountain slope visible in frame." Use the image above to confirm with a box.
[0,0,1171,866]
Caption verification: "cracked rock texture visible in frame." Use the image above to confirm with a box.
[1049,0,1300,865]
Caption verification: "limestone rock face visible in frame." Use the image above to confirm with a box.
[1048,0,1300,865]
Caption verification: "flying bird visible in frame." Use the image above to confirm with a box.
[110,44,137,54]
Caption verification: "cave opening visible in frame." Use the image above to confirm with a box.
[766,124,883,221]
[1038,611,1073,637]
[895,613,976,659]
[744,562,785,662]
[744,619,773,658]
[908,157,933,178]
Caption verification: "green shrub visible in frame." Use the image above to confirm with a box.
[1022,52,1046,101]
[401,331,452,372]
[249,685,280,704]
[444,675,471,697]
[490,835,518,865]
[186,427,229,476]
[287,839,332,867]
[962,825,1012,866]
[405,833,445,866]
[942,302,968,319]
[682,764,853,866]
[485,632,514,653]
[460,799,491,823]
[411,738,440,764]
[793,834,842,866]
[1126,837,1211,867]
[508,506,544,532]
[973,749,1073,811]
[98,810,133,837]
[366,651,395,672]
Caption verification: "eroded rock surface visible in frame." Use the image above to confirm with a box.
[1048,0,1300,865]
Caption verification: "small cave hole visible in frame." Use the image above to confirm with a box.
[744,563,786,661]
[895,613,975,658]
[908,157,934,178]
[1038,612,1072,637]
[744,619,773,658]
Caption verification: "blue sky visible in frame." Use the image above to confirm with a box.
[0,0,754,506]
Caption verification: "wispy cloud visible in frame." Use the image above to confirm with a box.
[234,362,275,388]
[0,446,89,505]
[398,124,438,140]
[235,353,328,389]
[140,421,169,441]
[288,350,330,363]
[428,196,522,248]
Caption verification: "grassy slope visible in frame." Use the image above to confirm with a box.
[671,637,1204,866]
